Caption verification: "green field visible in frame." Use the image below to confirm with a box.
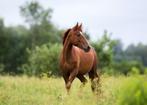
[0,75,146,105]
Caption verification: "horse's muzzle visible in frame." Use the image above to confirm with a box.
[84,46,90,52]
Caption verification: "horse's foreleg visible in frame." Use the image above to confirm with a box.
[66,69,78,92]
[63,73,69,85]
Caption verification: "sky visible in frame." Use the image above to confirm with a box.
[0,0,147,47]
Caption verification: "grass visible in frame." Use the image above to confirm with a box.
[0,75,146,105]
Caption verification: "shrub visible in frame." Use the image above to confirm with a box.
[92,33,116,69]
[128,67,140,75]
[22,43,62,76]
[0,63,4,73]
[144,68,147,74]
[112,61,144,75]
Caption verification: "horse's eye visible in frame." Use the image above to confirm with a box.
[77,33,81,37]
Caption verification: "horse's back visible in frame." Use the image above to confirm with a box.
[73,46,96,74]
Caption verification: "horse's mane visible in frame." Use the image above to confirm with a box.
[63,29,71,45]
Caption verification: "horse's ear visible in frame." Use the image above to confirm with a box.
[79,23,82,29]
[63,28,71,45]
[73,22,79,30]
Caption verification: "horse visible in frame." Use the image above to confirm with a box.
[60,23,100,93]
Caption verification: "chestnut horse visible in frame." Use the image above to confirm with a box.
[60,23,100,92]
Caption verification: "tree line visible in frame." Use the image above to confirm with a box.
[0,1,147,76]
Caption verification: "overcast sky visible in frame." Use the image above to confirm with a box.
[0,0,147,47]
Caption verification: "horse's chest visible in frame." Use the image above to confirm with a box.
[78,52,94,74]
[61,61,77,72]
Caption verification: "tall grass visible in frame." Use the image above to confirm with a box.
[0,75,146,105]
[117,75,147,105]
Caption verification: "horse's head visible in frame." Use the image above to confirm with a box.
[63,23,90,52]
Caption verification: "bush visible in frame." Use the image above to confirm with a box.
[92,32,116,69]
[128,67,140,75]
[22,43,62,76]
[112,61,144,75]
[0,63,4,73]
[144,68,147,74]
[117,76,147,105]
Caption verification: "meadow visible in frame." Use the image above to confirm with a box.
[0,75,146,105]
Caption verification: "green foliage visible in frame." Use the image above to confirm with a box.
[20,1,52,26]
[92,30,116,69]
[112,60,144,75]
[117,76,147,105]
[113,40,124,62]
[20,1,61,48]
[129,67,140,75]
[125,43,147,66]
[22,43,62,76]
[0,64,4,73]
[0,1,62,75]
[110,39,146,75]
[0,22,29,74]
[113,41,147,75]
[92,33,146,75]
[144,68,147,74]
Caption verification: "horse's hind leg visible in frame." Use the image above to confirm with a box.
[88,57,100,92]
[77,75,88,86]
[89,70,100,92]
[88,51,101,93]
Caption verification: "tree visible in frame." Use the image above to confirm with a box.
[92,30,116,70]
[113,40,124,62]
[125,43,147,66]
[112,42,145,75]
[22,43,62,76]
[0,18,5,73]
[20,1,61,48]
[0,19,30,74]
[20,1,52,26]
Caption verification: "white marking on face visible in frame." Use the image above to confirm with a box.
[79,31,90,45]
[79,31,83,36]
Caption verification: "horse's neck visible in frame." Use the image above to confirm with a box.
[63,39,73,63]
